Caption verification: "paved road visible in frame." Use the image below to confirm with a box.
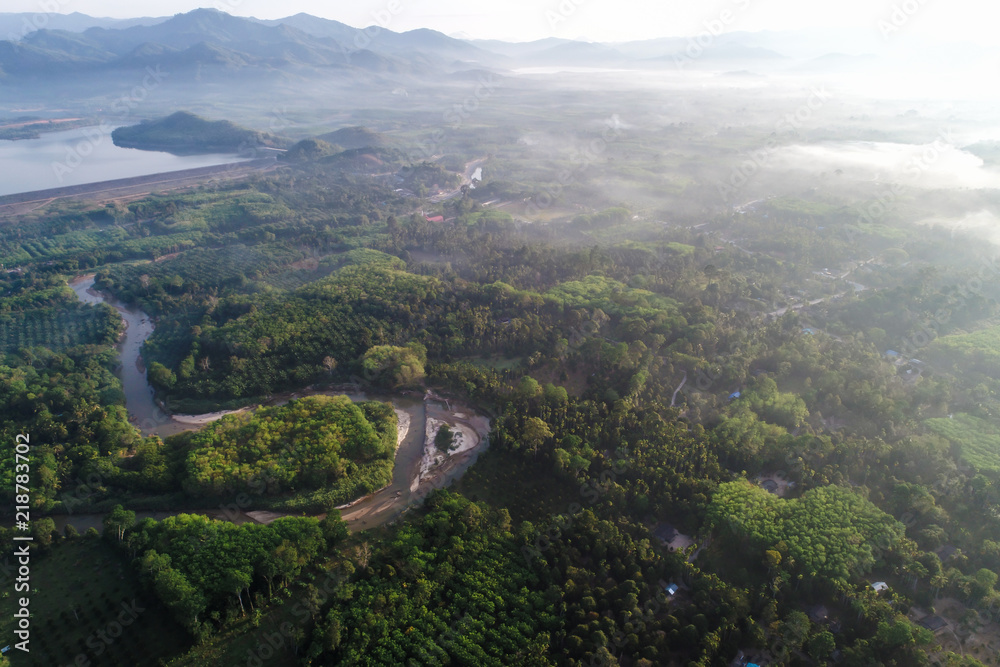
[766,256,877,318]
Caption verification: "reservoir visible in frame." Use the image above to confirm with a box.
[0,125,246,197]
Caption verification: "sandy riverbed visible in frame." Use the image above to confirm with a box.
[170,407,252,426]
[416,418,481,487]
[410,399,491,494]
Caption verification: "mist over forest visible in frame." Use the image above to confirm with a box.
[2,6,1000,667]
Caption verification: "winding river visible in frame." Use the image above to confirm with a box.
[60,275,490,532]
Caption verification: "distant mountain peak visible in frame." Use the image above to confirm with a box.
[175,7,225,17]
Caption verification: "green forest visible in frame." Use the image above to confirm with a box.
[180,395,397,497]
[2,119,1000,667]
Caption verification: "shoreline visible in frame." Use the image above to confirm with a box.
[0,157,277,217]
[413,398,492,494]
[332,407,412,512]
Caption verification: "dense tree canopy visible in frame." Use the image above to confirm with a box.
[124,511,345,633]
[707,481,906,583]
[181,395,396,497]
[5,148,1000,666]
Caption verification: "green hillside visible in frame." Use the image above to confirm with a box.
[111,111,287,154]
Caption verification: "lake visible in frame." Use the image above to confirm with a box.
[0,124,246,196]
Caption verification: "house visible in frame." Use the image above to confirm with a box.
[871,581,889,592]
[728,391,741,400]
[919,615,948,633]
[761,479,779,494]
[664,583,679,596]
[807,605,829,623]
[425,215,444,223]
[652,523,677,545]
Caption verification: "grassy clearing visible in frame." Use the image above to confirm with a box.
[926,413,1000,473]
[929,324,1000,376]
[529,363,590,397]
[465,355,523,371]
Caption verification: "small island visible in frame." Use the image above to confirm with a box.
[111,110,287,155]
[170,395,398,511]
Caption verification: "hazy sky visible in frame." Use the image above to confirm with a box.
[5,0,996,44]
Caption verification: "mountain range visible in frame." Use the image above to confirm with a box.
[0,11,166,41]
[0,7,920,84]
[0,8,506,80]
[0,8,993,100]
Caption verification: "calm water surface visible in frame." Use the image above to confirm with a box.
[0,125,245,196]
